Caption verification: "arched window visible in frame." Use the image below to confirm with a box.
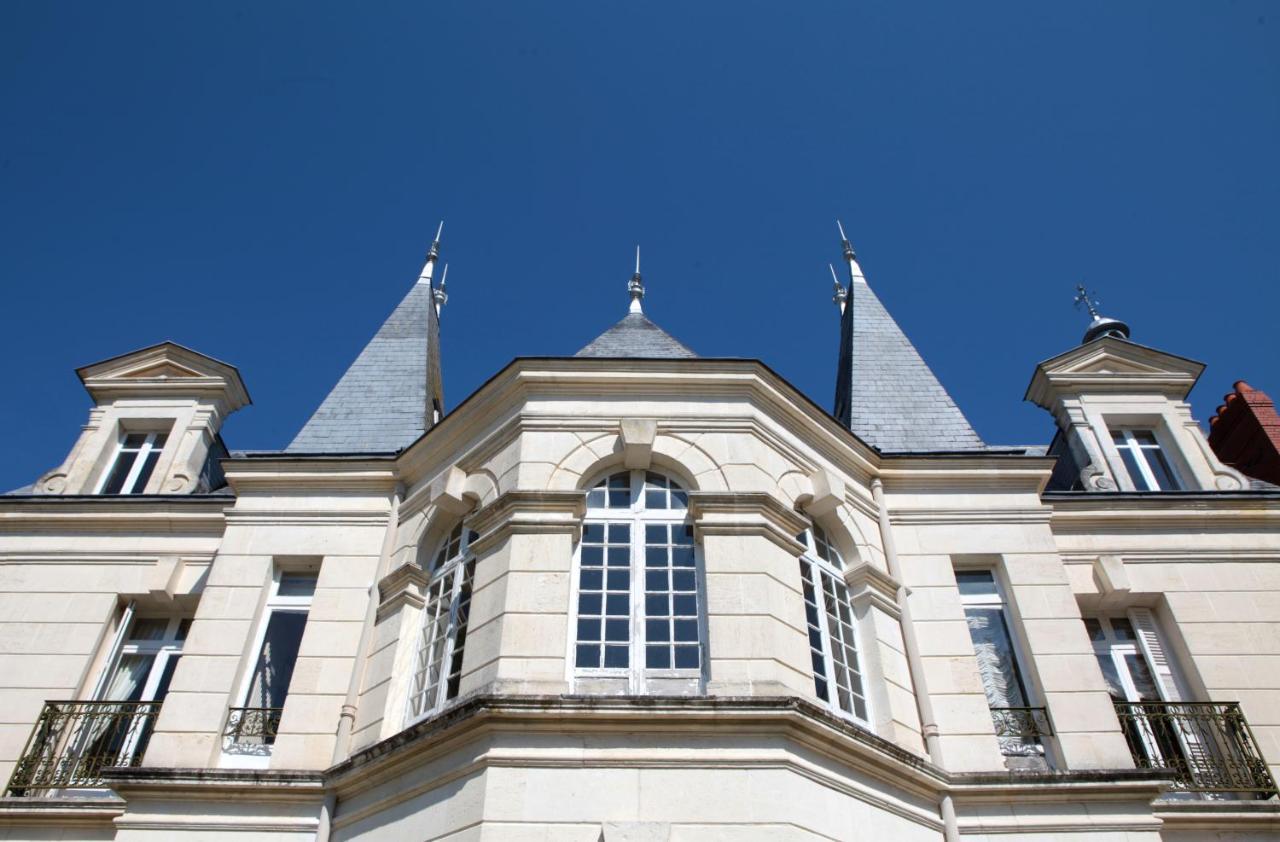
[797,522,868,723]
[408,521,478,720]
[573,469,703,689]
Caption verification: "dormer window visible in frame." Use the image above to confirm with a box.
[1110,429,1181,491]
[98,432,169,495]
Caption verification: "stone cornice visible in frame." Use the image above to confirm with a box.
[77,341,252,412]
[686,491,808,554]
[101,767,325,801]
[0,496,228,533]
[843,561,902,618]
[223,459,398,494]
[376,562,428,619]
[878,457,1055,495]
[1025,336,1205,410]
[466,490,586,555]
[1046,492,1280,532]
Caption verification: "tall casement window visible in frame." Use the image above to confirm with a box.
[1085,613,1192,778]
[957,570,1046,759]
[572,470,704,691]
[797,523,868,723]
[408,522,478,720]
[226,570,316,751]
[1110,428,1182,491]
[98,431,169,494]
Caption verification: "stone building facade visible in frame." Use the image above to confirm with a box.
[0,234,1277,841]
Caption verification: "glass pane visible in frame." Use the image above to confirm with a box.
[963,606,1029,708]
[104,654,155,702]
[153,655,181,701]
[646,646,670,668]
[100,450,138,494]
[1117,448,1150,491]
[604,645,628,668]
[1132,430,1159,446]
[1123,653,1162,702]
[130,449,163,494]
[245,611,308,709]
[129,618,170,641]
[1144,448,1181,491]
[174,618,192,641]
[576,645,599,668]
[445,558,476,700]
[122,434,148,449]
[1083,618,1105,643]
[642,517,702,671]
[1094,653,1127,702]
[1110,617,1136,641]
[278,573,318,597]
[955,570,997,597]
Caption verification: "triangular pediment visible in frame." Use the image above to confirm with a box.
[77,341,251,410]
[120,361,204,379]
[1025,336,1204,409]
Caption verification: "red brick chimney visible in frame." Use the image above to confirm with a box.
[1208,381,1280,487]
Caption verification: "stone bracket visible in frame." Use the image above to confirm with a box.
[686,491,808,554]
[466,490,587,555]
[376,563,429,620]
[799,468,846,518]
[844,561,902,619]
[430,466,475,516]
[620,419,657,470]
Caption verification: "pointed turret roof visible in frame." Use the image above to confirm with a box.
[575,249,697,358]
[287,238,445,453]
[833,238,983,452]
[576,312,697,358]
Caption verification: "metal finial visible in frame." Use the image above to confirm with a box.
[417,220,445,285]
[836,219,855,262]
[829,263,848,313]
[628,245,644,314]
[1073,284,1101,319]
[433,263,449,316]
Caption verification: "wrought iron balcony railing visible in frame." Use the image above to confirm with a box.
[223,706,283,749]
[990,706,1054,739]
[1114,701,1278,797]
[5,700,162,796]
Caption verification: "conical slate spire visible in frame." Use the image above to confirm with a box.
[575,252,697,359]
[287,229,445,453]
[832,228,982,452]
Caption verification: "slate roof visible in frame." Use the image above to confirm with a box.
[287,280,442,453]
[834,271,984,452]
[575,312,697,358]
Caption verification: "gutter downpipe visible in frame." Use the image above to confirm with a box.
[871,477,960,842]
[317,483,404,842]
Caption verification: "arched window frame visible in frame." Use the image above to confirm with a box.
[797,521,870,725]
[569,468,706,693]
[407,520,478,723]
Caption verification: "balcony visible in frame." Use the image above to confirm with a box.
[5,700,162,796]
[1114,701,1278,797]
[222,706,282,755]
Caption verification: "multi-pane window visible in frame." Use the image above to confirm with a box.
[408,522,479,720]
[574,470,703,688]
[1110,429,1182,491]
[98,431,169,494]
[797,524,868,723]
[957,570,1043,758]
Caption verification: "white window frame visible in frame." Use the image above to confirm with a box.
[568,468,707,694]
[956,567,1046,757]
[1109,427,1183,491]
[406,522,478,724]
[96,430,169,494]
[797,522,870,726]
[222,567,316,765]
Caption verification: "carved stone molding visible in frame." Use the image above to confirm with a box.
[843,561,902,619]
[466,490,587,555]
[376,563,429,620]
[686,491,808,554]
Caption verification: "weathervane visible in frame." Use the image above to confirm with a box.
[628,245,644,314]
[1073,284,1102,320]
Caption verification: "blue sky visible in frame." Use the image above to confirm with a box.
[2,2,1276,488]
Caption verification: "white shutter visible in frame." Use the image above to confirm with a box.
[1128,608,1182,701]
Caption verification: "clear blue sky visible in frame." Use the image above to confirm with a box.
[2,2,1276,489]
